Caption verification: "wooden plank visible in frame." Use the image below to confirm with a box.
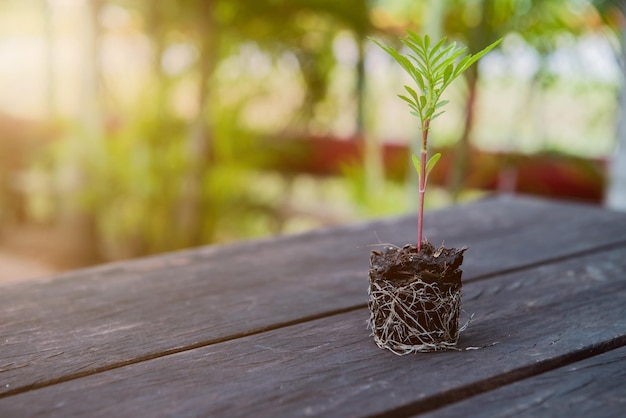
[419,345,626,418]
[1,244,625,417]
[1,197,626,398]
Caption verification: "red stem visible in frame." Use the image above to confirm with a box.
[418,119,430,252]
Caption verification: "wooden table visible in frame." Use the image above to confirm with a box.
[1,195,625,417]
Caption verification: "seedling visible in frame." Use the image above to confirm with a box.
[373,31,501,251]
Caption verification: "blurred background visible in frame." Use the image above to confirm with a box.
[0,0,624,281]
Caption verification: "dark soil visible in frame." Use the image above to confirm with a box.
[368,241,467,351]
[369,241,466,289]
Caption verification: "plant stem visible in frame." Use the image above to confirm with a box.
[418,118,430,251]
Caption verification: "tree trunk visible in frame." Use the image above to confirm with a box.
[448,65,478,201]
[357,34,380,210]
[178,1,218,246]
[446,0,494,202]
[56,0,104,266]
[355,36,366,137]
[43,0,56,118]
[606,24,626,211]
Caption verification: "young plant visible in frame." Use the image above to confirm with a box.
[373,31,501,251]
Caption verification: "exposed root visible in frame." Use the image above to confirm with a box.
[368,278,462,355]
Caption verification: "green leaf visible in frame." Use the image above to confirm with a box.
[411,153,422,178]
[404,85,419,103]
[435,100,449,110]
[442,64,454,86]
[429,37,448,60]
[370,38,417,79]
[412,71,426,92]
[407,29,423,49]
[431,43,460,70]
[433,47,466,75]
[407,54,429,75]
[419,95,427,109]
[454,55,474,77]
[471,37,502,62]
[371,33,502,138]
[454,38,502,77]
[402,39,425,62]
[431,111,445,121]
[425,152,441,182]
[398,95,419,112]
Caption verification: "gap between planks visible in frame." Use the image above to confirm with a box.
[368,336,626,418]
[416,344,626,418]
[0,304,363,399]
[464,239,626,284]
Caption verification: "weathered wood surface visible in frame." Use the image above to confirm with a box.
[420,345,626,418]
[1,249,625,416]
[2,196,626,399]
[0,196,625,417]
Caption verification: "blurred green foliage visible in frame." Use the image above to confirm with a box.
[1,0,622,265]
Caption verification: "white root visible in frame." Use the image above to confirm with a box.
[368,278,463,355]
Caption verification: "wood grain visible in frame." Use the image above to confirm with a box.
[419,345,626,418]
[1,197,625,398]
[1,243,625,417]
